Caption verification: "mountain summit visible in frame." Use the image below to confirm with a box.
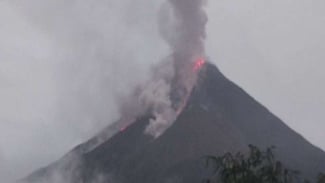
[23,63,325,183]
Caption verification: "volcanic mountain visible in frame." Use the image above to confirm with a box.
[22,63,325,183]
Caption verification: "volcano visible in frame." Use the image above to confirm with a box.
[22,63,325,183]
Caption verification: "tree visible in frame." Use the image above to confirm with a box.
[204,145,300,183]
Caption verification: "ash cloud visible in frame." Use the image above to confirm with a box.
[160,0,207,59]
[0,0,165,182]
[144,0,208,137]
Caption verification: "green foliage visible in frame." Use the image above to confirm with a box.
[204,145,300,183]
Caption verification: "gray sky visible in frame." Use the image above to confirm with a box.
[0,0,324,182]
[206,0,325,151]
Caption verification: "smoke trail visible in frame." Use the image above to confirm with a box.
[163,0,207,60]
[157,0,208,95]
[144,0,208,137]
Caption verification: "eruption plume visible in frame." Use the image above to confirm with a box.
[163,0,207,57]
[144,0,208,137]
[119,0,208,137]
[160,0,207,95]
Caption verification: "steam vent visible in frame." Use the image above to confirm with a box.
[22,62,325,183]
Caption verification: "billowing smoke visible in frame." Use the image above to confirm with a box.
[160,0,207,60]
[143,0,208,137]
[158,0,207,91]
[1,0,166,182]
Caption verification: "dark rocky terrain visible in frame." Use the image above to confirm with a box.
[23,63,325,183]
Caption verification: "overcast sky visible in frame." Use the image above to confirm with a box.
[0,0,324,182]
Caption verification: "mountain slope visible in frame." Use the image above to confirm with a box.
[23,63,325,183]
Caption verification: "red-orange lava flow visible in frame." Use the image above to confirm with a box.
[193,58,205,72]
[120,124,129,132]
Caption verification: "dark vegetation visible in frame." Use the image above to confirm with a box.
[205,145,324,183]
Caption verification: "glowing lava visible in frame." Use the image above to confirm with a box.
[120,124,129,132]
[193,58,205,72]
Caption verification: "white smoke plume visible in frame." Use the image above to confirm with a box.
[160,0,207,59]
[142,59,178,137]
[144,0,208,137]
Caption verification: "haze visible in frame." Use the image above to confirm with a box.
[0,0,324,182]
